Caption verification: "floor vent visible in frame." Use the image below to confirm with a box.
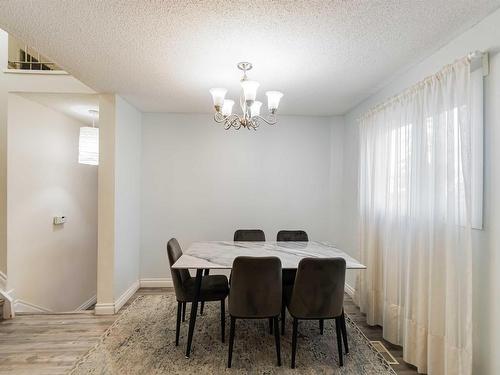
[370,341,399,365]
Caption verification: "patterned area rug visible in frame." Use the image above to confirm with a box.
[71,293,396,375]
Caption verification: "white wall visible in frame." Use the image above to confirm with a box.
[0,27,95,282]
[7,93,97,312]
[328,116,346,246]
[96,95,142,314]
[140,113,334,279]
[114,96,141,300]
[341,8,500,375]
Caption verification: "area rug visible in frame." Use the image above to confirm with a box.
[71,293,396,375]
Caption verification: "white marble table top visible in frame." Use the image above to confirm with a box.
[172,241,366,270]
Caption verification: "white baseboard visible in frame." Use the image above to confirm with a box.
[75,295,97,311]
[95,280,141,315]
[94,303,115,315]
[345,282,356,298]
[14,299,52,313]
[139,278,173,288]
[114,280,140,313]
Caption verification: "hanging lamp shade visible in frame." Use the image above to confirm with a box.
[78,126,99,165]
[79,109,99,166]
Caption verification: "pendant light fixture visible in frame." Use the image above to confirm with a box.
[78,109,99,166]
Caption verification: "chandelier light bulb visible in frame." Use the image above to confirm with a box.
[222,99,234,116]
[251,101,262,117]
[266,91,283,111]
[209,88,227,109]
[241,80,260,102]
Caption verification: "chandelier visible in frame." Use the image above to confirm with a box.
[209,62,283,130]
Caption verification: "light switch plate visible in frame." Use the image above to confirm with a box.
[53,216,67,225]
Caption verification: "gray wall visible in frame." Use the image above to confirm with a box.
[140,113,343,279]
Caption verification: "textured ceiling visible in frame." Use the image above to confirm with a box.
[1,0,499,116]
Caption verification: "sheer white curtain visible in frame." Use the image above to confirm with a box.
[355,58,473,375]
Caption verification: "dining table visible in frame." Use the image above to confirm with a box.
[171,240,366,358]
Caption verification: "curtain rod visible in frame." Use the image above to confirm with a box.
[358,50,488,122]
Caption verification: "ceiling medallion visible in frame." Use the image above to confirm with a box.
[209,62,283,130]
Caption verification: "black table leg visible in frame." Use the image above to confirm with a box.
[340,309,349,354]
[185,269,203,358]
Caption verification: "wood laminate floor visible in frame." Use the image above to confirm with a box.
[0,288,419,374]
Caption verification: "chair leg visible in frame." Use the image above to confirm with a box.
[228,317,236,368]
[281,300,286,335]
[273,317,281,366]
[175,302,182,346]
[319,319,324,335]
[269,318,273,334]
[291,318,298,369]
[335,317,344,367]
[220,299,225,343]
[199,270,209,316]
[340,310,349,354]
[181,302,186,322]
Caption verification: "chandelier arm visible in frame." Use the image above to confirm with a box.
[224,116,235,130]
[236,117,244,130]
[247,117,259,130]
[251,115,277,126]
[227,115,241,130]
[214,112,226,123]
[215,112,239,125]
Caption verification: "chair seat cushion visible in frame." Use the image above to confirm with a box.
[183,274,229,302]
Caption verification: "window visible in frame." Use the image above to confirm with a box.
[373,67,483,229]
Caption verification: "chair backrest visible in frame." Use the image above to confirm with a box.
[233,229,266,242]
[277,230,309,242]
[229,256,282,318]
[167,238,191,301]
[288,257,346,319]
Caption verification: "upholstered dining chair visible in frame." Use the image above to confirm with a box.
[227,256,282,368]
[232,229,274,333]
[277,230,308,242]
[276,230,309,334]
[233,229,266,242]
[285,257,347,368]
[167,238,229,346]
